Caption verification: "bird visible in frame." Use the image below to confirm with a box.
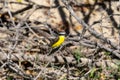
[48,32,66,55]
[51,32,66,48]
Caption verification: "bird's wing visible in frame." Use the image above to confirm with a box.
[50,36,59,47]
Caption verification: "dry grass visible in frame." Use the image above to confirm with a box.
[0,0,120,80]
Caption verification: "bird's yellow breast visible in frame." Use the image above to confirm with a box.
[52,36,65,48]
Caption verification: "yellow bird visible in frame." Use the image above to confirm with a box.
[51,32,66,48]
[48,32,66,55]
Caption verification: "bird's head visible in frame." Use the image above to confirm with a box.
[59,32,66,36]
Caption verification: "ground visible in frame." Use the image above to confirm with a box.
[0,0,120,80]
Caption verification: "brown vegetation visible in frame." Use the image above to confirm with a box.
[0,0,120,80]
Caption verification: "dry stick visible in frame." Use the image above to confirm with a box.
[13,4,36,49]
[5,4,36,50]
[4,0,16,45]
[2,0,19,64]
[5,4,37,79]
[0,47,9,69]
[66,35,120,58]
[7,62,32,79]
[67,37,120,56]
[28,26,52,40]
[25,22,42,38]
[34,0,55,79]
[62,0,120,58]
[43,0,55,35]
[33,62,50,80]
[118,0,120,54]
[0,52,118,69]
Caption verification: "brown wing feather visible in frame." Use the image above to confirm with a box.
[49,37,59,47]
